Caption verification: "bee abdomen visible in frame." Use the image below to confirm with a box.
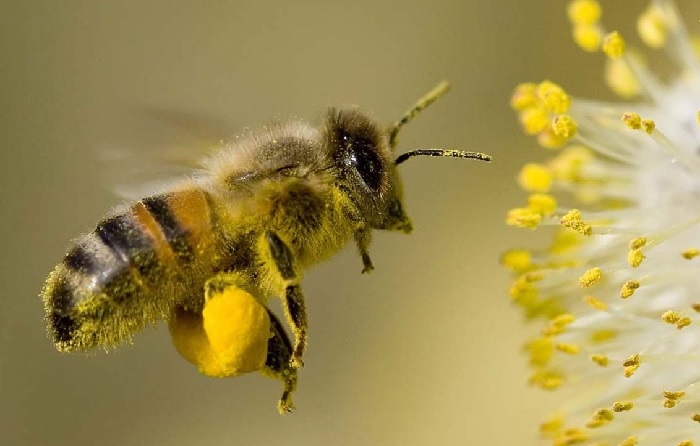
[43,188,216,351]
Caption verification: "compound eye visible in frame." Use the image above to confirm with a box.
[348,139,383,191]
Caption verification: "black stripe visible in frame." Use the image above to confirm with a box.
[95,214,153,263]
[142,194,194,261]
[64,244,101,275]
[51,311,76,345]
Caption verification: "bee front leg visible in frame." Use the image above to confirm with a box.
[265,231,308,369]
[354,229,374,274]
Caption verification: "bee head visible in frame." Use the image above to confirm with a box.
[325,109,412,233]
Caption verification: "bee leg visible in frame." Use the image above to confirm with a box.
[261,309,298,414]
[354,229,374,274]
[266,231,308,369]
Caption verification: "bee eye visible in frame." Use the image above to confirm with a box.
[348,139,383,191]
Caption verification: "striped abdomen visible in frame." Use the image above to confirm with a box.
[43,188,221,352]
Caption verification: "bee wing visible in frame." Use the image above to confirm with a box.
[99,107,237,200]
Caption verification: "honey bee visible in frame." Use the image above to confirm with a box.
[41,81,491,413]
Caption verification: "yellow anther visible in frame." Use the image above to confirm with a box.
[552,114,578,139]
[638,5,668,48]
[663,390,686,401]
[507,207,542,229]
[511,83,539,111]
[550,228,583,254]
[678,441,693,446]
[573,24,602,52]
[622,112,642,130]
[677,317,692,329]
[579,267,602,287]
[627,249,645,267]
[590,354,609,366]
[549,145,592,182]
[501,249,532,273]
[518,163,553,192]
[620,437,638,446]
[538,81,570,114]
[528,193,557,216]
[567,0,602,25]
[623,354,639,367]
[642,119,655,134]
[603,31,625,59]
[665,399,677,408]
[629,236,647,249]
[697,110,700,127]
[662,310,680,324]
[527,337,554,367]
[540,416,564,435]
[613,401,633,412]
[556,428,588,446]
[605,58,641,98]
[556,343,580,354]
[682,248,700,259]
[591,329,617,343]
[520,107,551,134]
[561,209,593,236]
[624,364,639,377]
[620,280,640,299]
[553,313,575,326]
[584,295,608,311]
[693,303,700,313]
[537,126,567,149]
[529,370,563,390]
[693,414,700,423]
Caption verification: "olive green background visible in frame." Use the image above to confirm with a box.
[1,2,694,445]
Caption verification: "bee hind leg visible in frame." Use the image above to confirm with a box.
[265,230,307,369]
[261,309,298,414]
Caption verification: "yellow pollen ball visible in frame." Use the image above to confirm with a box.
[603,31,625,59]
[567,0,602,25]
[682,248,700,259]
[528,193,557,216]
[518,163,553,192]
[579,267,602,288]
[552,114,578,139]
[520,107,551,135]
[605,58,641,98]
[537,80,570,114]
[168,286,271,378]
[511,83,539,111]
[620,280,640,298]
[627,249,645,267]
[573,24,602,52]
[622,112,642,130]
[638,5,668,49]
[507,207,542,229]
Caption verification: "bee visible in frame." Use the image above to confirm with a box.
[41,81,491,413]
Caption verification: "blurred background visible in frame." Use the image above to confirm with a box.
[2,1,697,445]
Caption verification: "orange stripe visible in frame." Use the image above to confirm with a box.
[166,189,214,256]
[131,201,176,265]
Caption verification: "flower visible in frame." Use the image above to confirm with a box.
[504,1,700,445]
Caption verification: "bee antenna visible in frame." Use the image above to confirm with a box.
[395,149,492,166]
[388,81,451,151]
